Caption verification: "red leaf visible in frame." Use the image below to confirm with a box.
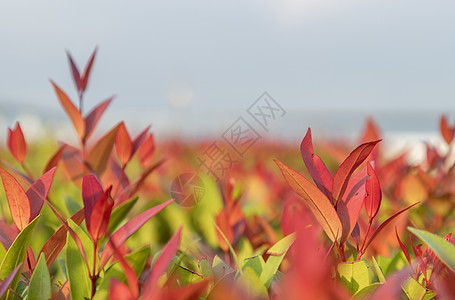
[107,232,139,297]
[395,227,411,264]
[215,210,233,252]
[351,223,360,249]
[39,209,84,268]
[336,167,368,243]
[139,133,155,168]
[115,122,133,166]
[82,174,104,232]
[88,187,114,243]
[0,168,30,230]
[26,167,56,221]
[84,97,114,142]
[160,279,211,300]
[0,263,22,298]
[50,81,85,139]
[332,140,381,205]
[132,126,150,154]
[364,162,381,219]
[87,123,120,175]
[7,122,27,164]
[143,227,183,299]
[99,199,174,269]
[109,279,135,300]
[61,144,89,183]
[43,145,65,173]
[66,51,82,92]
[363,202,420,252]
[81,47,97,92]
[300,128,333,202]
[360,117,382,162]
[274,159,341,242]
[55,280,70,300]
[440,115,454,145]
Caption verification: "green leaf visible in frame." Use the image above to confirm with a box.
[353,283,381,299]
[199,258,213,279]
[68,219,94,273]
[0,245,6,265]
[238,267,268,299]
[260,233,295,288]
[28,254,51,300]
[422,291,437,300]
[242,256,265,277]
[212,255,234,280]
[372,257,385,284]
[337,260,372,294]
[108,197,138,233]
[0,216,40,300]
[402,277,426,300]
[66,225,91,300]
[214,222,242,274]
[408,227,455,272]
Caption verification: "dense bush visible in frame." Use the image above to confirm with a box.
[0,49,454,299]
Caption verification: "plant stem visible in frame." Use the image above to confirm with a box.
[358,219,373,259]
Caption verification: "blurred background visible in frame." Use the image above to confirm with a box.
[0,0,454,158]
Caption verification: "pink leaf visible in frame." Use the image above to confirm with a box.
[0,263,23,298]
[109,279,135,300]
[26,167,56,221]
[82,174,104,231]
[81,47,97,92]
[132,126,150,154]
[99,199,174,269]
[364,202,420,252]
[143,227,183,299]
[88,187,113,243]
[336,167,368,243]
[84,97,114,142]
[66,51,82,92]
[300,128,333,202]
[332,140,380,205]
[364,162,381,219]
[138,134,155,168]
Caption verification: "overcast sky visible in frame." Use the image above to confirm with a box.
[1,0,454,118]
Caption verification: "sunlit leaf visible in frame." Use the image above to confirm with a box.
[260,233,295,288]
[84,97,114,142]
[300,128,333,201]
[332,140,380,205]
[115,122,133,166]
[7,122,26,164]
[142,227,182,299]
[26,167,56,221]
[364,162,381,219]
[274,159,342,242]
[99,199,173,269]
[87,123,120,175]
[0,168,30,230]
[50,81,85,139]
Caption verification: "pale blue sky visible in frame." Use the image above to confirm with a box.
[0,0,454,118]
